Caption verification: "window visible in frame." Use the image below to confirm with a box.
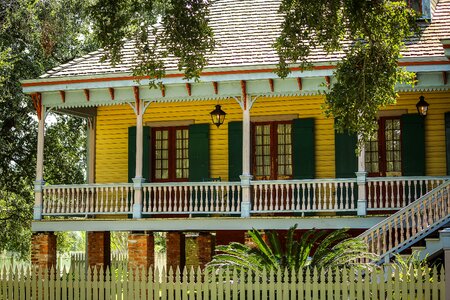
[252,121,292,180]
[365,117,402,177]
[407,0,422,14]
[153,127,189,181]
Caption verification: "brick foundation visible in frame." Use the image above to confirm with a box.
[166,232,185,271]
[128,232,154,271]
[31,232,57,269]
[87,231,111,269]
[197,232,215,269]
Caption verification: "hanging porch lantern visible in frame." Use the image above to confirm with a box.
[416,95,429,117]
[210,104,227,128]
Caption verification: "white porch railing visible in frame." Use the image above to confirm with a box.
[42,184,134,215]
[366,176,449,210]
[359,180,450,263]
[142,182,241,214]
[39,176,450,217]
[251,179,357,213]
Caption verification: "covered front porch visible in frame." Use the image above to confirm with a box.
[23,68,450,223]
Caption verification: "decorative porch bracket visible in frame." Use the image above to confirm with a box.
[128,93,153,219]
[234,92,259,218]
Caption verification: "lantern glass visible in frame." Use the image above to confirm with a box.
[416,96,429,117]
[210,104,226,128]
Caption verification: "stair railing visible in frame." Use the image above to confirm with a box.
[358,180,450,263]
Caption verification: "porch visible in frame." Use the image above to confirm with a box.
[37,175,449,218]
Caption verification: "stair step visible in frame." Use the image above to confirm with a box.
[425,238,440,242]
[411,246,426,252]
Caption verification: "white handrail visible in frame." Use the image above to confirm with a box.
[42,183,134,215]
[359,180,450,262]
[142,181,241,214]
[366,176,450,210]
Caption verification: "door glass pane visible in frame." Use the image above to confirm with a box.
[154,129,169,180]
[365,133,379,173]
[175,129,189,179]
[385,119,401,173]
[254,124,271,177]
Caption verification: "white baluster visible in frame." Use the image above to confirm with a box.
[374,182,379,209]
[328,182,333,210]
[395,180,401,208]
[305,183,310,210]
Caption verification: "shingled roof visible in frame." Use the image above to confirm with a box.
[41,0,450,79]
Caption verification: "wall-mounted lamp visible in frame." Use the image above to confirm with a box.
[210,104,226,128]
[416,95,429,117]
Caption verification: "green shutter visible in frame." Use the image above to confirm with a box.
[446,113,450,176]
[128,126,151,183]
[189,124,210,181]
[292,118,315,179]
[401,114,425,176]
[143,126,151,182]
[335,129,358,178]
[128,126,136,183]
[228,121,243,181]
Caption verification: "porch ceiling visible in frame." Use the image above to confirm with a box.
[31,216,386,232]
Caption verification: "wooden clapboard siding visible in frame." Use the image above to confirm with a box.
[389,91,450,176]
[95,91,450,183]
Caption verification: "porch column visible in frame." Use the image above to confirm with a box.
[132,96,144,219]
[356,142,367,216]
[33,94,45,220]
[87,117,96,184]
[240,93,254,218]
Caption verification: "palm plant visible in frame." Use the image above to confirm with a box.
[207,225,377,274]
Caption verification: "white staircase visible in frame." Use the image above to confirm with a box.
[359,181,450,264]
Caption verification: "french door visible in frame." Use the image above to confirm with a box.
[252,121,293,180]
[365,117,402,177]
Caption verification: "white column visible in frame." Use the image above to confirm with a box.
[356,142,367,216]
[240,96,253,218]
[132,99,144,219]
[87,118,96,184]
[34,106,45,220]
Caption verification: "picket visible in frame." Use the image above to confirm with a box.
[0,265,446,299]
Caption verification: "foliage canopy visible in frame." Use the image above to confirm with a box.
[91,0,420,145]
[0,0,95,258]
[275,0,419,146]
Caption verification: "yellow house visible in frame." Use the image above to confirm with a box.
[22,0,450,270]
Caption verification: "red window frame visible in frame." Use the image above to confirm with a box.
[251,121,293,180]
[152,126,189,182]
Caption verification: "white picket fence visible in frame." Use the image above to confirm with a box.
[0,265,444,299]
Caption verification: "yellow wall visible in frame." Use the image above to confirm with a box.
[95,91,450,183]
